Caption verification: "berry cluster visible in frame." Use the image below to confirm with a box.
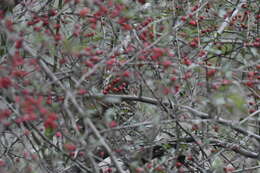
[102,77,127,95]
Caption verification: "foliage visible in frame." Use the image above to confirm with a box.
[0,0,259,172]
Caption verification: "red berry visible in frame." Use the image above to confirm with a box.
[155,165,164,171]
[192,124,199,131]
[187,155,193,161]
[112,87,119,92]
[15,39,23,49]
[55,132,62,138]
[189,20,197,26]
[245,81,254,87]
[176,162,182,168]
[249,109,256,113]
[207,69,217,77]
[171,76,177,82]
[48,9,57,16]
[0,159,5,166]
[189,41,197,47]
[104,167,113,173]
[222,79,230,85]
[122,71,131,77]
[64,143,77,151]
[77,89,88,95]
[224,166,235,172]
[135,167,144,173]
[162,60,172,68]
[15,158,20,163]
[79,8,89,17]
[183,58,192,66]
[0,77,12,89]
[249,101,255,105]
[248,71,255,78]
[108,121,117,128]
[181,16,187,21]
[137,0,146,4]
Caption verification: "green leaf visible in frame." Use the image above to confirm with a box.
[213,93,225,105]
[212,157,224,173]
[51,103,60,111]
[228,93,247,113]
[45,127,55,139]
[205,47,222,55]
